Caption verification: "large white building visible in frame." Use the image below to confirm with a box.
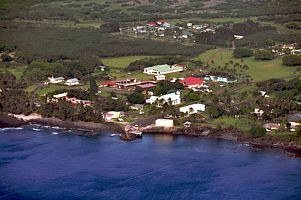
[146,92,181,106]
[155,119,174,128]
[179,103,206,115]
[143,64,183,75]
[48,76,65,84]
[65,78,79,86]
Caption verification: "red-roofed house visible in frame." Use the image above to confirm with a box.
[156,20,166,25]
[137,83,157,89]
[148,22,157,27]
[180,77,204,89]
[101,81,117,87]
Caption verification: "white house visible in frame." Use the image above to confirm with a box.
[204,75,237,83]
[146,91,181,106]
[143,64,183,75]
[103,111,124,122]
[155,119,174,128]
[234,35,244,40]
[48,76,65,84]
[154,75,166,81]
[65,78,79,86]
[179,103,206,115]
[53,92,68,99]
[254,108,264,117]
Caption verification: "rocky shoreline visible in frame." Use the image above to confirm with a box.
[140,126,301,156]
[1,114,301,156]
[0,114,124,135]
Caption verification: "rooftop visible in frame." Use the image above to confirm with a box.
[145,64,183,73]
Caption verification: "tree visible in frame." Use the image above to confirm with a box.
[127,92,145,104]
[206,105,223,118]
[0,70,16,89]
[188,93,200,101]
[233,48,253,58]
[282,55,301,66]
[0,53,13,62]
[89,76,98,95]
[99,21,120,33]
[249,126,266,138]
[254,50,274,60]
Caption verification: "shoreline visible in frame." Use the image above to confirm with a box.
[1,114,301,156]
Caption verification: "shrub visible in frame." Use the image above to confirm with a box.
[188,93,200,101]
[0,53,13,62]
[233,48,253,58]
[127,92,145,104]
[254,50,274,60]
[249,126,266,138]
[282,55,301,66]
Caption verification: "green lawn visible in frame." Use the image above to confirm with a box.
[102,56,156,69]
[196,48,298,81]
[0,66,27,80]
[209,116,253,132]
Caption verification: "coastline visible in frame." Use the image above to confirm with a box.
[1,113,301,155]
[141,126,301,155]
[3,114,124,134]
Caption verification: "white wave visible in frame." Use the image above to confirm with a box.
[0,127,24,131]
[51,132,59,135]
[52,126,61,129]
[32,128,41,131]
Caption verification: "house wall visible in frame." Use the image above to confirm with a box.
[180,104,205,114]
[155,119,174,127]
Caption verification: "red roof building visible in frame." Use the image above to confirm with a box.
[148,22,158,27]
[180,77,204,89]
[137,83,157,89]
[156,20,166,25]
[101,81,118,87]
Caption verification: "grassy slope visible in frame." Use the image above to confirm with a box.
[0,27,209,59]
[196,48,298,81]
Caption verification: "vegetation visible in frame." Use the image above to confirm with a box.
[254,50,274,60]
[249,126,266,138]
[233,48,253,58]
[282,55,301,66]
[127,92,145,104]
[0,27,210,62]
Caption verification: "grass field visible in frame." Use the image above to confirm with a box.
[196,48,298,81]
[209,116,253,132]
[0,66,27,80]
[102,56,155,69]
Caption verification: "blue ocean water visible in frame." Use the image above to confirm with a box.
[0,128,301,200]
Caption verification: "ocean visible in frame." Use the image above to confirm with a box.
[0,128,300,200]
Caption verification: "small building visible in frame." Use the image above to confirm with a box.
[136,82,157,89]
[291,49,301,55]
[154,75,166,81]
[130,104,144,111]
[234,35,244,40]
[259,91,269,98]
[204,75,237,83]
[180,77,204,89]
[48,76,65,84]
[104,111,124,122]
[143,64,184,75]
[263,123,280,132]
[53,92,68,99]
[65,78,79,86]
[100,81,118,87]
[287,114,301,131]
[184,121,192,128]
[254,108,264,117]
[180,103,206,115]
[146,91,181,106]
[155,119,174,128]
[97,65,107,71]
